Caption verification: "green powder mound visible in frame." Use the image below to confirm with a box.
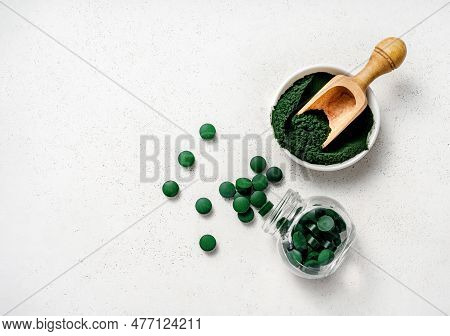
[271,72,374,165]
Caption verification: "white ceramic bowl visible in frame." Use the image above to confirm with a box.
[271,65,380,172]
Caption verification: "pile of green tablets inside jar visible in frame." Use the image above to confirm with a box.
[282,207,347,269]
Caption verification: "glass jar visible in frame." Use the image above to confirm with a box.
[262,189,356,279]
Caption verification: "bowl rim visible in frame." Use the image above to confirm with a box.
[271,64,380,172]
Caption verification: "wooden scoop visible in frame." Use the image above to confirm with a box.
[296,37,407,148]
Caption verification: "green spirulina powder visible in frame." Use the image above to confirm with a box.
[271,72,374,165]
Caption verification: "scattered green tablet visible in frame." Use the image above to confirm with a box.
[258,201,273,217]
[238,208,254,223]
[250,191,267,208]
[199,234,216,252]
[252,174,268,191]
[195,198,212,214]
[266,166,283,183]
[199,123,216,140]
[162,180,179,197]
[233,196,250,213]
[234,192,250,200]
[250,156,267,173]
[219,181,236,198]
[235,177,252,194]
[178,151,195,167]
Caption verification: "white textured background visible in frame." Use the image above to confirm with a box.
[0,0,449,315]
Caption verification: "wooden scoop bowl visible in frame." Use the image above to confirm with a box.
[296,37,407,148]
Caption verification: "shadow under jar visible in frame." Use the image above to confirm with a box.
[262,189,356,279]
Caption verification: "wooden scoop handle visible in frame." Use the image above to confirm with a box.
[353,37,407,91]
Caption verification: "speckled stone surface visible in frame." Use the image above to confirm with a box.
[0,0,449,315]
